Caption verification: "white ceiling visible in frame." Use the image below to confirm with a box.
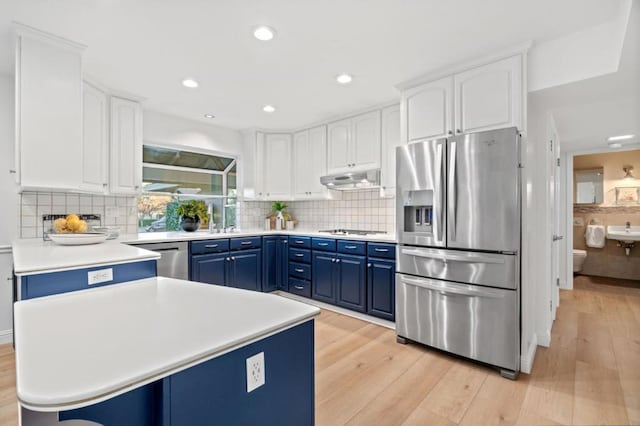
[530,1,640,153]
[0,0,624,130]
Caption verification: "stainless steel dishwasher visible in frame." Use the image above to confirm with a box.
[134,241,189,280]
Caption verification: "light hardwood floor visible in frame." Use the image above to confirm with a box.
[1,276,638,425]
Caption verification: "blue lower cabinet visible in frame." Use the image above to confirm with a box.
[312,251,337,304]
[20,260,157,300]
[288,278,311,298]
[167,321,314,426]
[278,237,289,291]
[228,248,262,291]
[191,252,228,286]
[367,258,396,321]
[336,254,367,313]
[262,237,279,292]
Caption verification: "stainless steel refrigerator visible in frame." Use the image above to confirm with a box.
[395,127,521,379]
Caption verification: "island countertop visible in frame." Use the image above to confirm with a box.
[14,277,320,412]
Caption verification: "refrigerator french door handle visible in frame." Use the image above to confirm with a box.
[448,141,457,241]
[434,143,444,242]
[400,248,506,264]
[399,275,505,298]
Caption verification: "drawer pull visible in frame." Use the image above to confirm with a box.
[345,245,357,249]
[374,248,389,252]
[205,244,218,248]
[295,253,304,257]
[294,268,304,273]
[295,240,304,244]
[241,241,252,245]
[294,285,304,290]
[318,243,329,246]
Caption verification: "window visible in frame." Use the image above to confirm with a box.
[137,145,237,232]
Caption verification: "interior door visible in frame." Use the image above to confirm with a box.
[549,132,561,319]
[447,128,519,252]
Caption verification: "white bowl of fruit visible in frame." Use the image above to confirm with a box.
[49,214,109,245]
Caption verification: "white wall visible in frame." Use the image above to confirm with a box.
[0,73,18,343]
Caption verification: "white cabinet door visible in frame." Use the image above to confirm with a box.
[454,55,522,134]
[0,251,13,340]
[307,125,328,197]
[109,97,143,195]
[327,118,351,174]
[351,110,381,170]
[380,104,401,196]
[262,134,292,200]
[403,76,453,143]
[15,29,84,191]
[292,130,310,198]
[81,82,109,193]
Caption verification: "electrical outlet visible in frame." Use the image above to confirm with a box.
[246,352,265,392]
[87,268,113,285]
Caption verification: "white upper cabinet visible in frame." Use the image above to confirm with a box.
[403,76,453,142]
[400,54,524,142]
[109,97,143,195]
[327,110,381,175]
[261,133,292,200]
[293,125,327,199]
[14,25,85,191]
[380,104,401,196]
[454,55,522,134]
[81,82,109,193]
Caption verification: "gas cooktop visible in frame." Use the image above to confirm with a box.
[318,229,387,236]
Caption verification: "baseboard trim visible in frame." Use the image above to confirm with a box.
[273,291,395,330]
[537,329,551,347]
[520,333,538,374]
[0,329,13,345]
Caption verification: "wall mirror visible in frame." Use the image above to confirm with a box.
[575,168,604,204]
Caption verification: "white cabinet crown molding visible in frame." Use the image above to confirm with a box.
[13,22,86,53]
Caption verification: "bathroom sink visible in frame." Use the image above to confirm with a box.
[606,226,640,243]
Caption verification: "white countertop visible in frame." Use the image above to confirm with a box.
[12,239,160,276]
[120,229,397,244]
[14,277,320,411]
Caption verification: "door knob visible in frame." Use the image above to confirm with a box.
[552,235,564,241]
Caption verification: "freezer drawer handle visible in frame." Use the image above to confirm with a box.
[400,276,504,298]
[401,248,505,264]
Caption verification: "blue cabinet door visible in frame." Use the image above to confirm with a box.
[191,253,228,286]
[336,254,367,313]
[278,237,289,291]
[262,237,278,292]
[228,248,262,291]
[312,251,336,304]
[367,258,396,321]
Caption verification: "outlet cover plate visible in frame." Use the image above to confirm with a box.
[246,352,265,392]
[87,268,113,285]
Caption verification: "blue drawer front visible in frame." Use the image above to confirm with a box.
[289,248,311,263]
[288,236,311,249]
[191,239,230,255]
[230,237,262,251]
[367,243,396,259]
[337,240,366,255]
[312,238,336,252]
[288,278,311,298]
[289,262,311,280]
[22,260,157,300]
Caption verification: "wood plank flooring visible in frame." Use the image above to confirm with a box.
[0,275,638,425]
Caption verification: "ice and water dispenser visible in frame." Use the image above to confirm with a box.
[402,190,434,234]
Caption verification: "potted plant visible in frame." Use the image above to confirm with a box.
[176,200,209,232]
[271,202,290,230]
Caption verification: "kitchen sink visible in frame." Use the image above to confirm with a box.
[606,225,640,243]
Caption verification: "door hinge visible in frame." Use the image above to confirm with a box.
[550,300,553,311]
[556,158,561,167]
[556,277,560,287]
[549,140,553,151]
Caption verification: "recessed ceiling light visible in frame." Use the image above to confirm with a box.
[336,73,353,84]
[253,26,276,41]
[263,105,276,113]
[204,114,215,119]
[608,142,623,148]
[182,78,199,88]
[608,134,635,141]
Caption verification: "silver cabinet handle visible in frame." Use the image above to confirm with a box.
[345,245,357,249]
[283,240,288,244]
[448,130,453,135]
[318,243,329,246]
[205,244,218,248]
[231,256,235,261]
[295,253,304,257]
[401,248,505,264]
[294,285,304,290]
[367,263,372,268]
[295,240,304,244]
[448,140,457,241]
[294,268,304,273]
[374,248,389,252]
[400,275,504,298]
[226,257,231,261]
[331,258,336,263]
[240,241,252,245]
[336,259,341,263]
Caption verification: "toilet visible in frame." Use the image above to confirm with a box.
[573,249,587,273]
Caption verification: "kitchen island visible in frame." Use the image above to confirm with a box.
[15,277,320,425]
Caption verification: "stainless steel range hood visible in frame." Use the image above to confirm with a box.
[320,169,380,190]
